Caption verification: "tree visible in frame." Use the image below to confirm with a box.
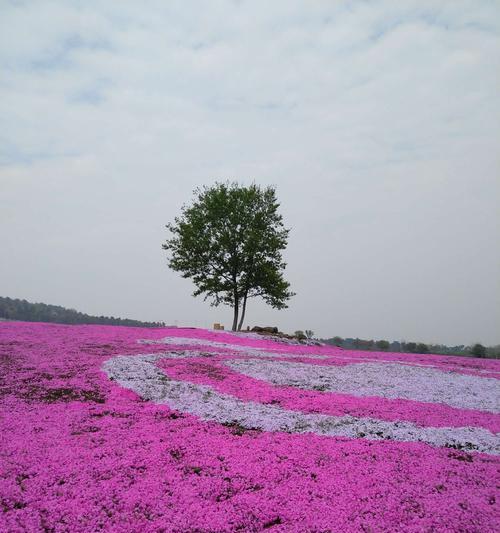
[162,182,295,331]
[376,339,390,351]
[0,296,164,327]
[404,342,417,353]
[416,342,429,354]
[332,336,344,347]
[304,330,314,339]
[359,339,374,350]
[471,343,486,358]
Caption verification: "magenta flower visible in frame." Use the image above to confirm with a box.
[1,322,498,532]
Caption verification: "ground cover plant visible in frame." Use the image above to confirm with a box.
[1,322,499,532]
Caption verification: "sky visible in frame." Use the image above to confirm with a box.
[1,0,499,345]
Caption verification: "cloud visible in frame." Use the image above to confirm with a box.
[1,0,499,344]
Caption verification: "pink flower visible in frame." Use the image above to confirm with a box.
[1,322,498,532]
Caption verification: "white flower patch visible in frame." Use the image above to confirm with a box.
[328,355,500,377]
[139,336,330,359]
[102,353,500,455]
[226,359,500,414]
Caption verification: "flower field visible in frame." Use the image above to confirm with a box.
[1,322,499,532]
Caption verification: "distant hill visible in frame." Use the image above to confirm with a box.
[0,296,165,328]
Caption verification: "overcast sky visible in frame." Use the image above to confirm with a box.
[1,1,499,345]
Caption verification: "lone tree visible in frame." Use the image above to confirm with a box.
[163,182,294,331]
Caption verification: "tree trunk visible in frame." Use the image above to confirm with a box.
[237,291,248,331]
[231,295,239,331]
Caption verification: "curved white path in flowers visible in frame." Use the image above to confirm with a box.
[226,359,499,413]
[103,346,500,455]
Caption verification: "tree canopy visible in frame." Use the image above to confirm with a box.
[0,296,164,327]
[471,343,486,358]
[162,182,294,330]
[321,336,499,359]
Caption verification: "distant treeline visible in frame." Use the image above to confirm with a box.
[0,296,165,328]
[321,336,499,359]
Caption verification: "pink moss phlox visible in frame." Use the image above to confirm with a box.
[1,322,498,532]
[157,356,500,433]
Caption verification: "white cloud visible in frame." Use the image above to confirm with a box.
[1,0,499,344]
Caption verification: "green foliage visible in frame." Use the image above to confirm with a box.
[332,336,344,347]
[163,182,294,330]
[404,342,417,353]
[0,296,164,327]
[294,330,306,340]
[376,339,390,351]
[322,335,498,359]
[416,342,429,354]
[471,343,486,358]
